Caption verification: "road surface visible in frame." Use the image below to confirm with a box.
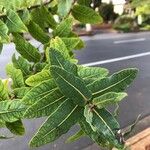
[0,32,150,150]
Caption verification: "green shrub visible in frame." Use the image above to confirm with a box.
[0,1,138,150]
[114,15,136,32]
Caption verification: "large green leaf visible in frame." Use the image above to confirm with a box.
[6,9,28,33]
[61,37,85,51]
[57,0,74,17]
[72,5,103,24]
[12,54,31,78]
[22,79,57,105]
[93,92,127,109]
[31,5,57,29]
[0,20,9,43]
[30,98,82,147]
[0,100,26,122]
[0,80,9,101]
[27,21,50,44]
[53,18,73,37]
[25,70,51,87]
[13,33,41,63]
[6,64,25,88]
[50,66,92,106]
[6,120,25,135]
[48,48,77,74]
[88,108,123,148]
[88,68,138,98]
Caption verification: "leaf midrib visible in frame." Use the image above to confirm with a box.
[93,109,115,136]
[92,74,132,96]
[41,105,78,139]
[55,71,88,101]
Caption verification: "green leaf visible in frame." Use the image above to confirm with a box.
[13,87,31,99]
[79,116,113,148]
[0,100,26,122]
[50,66,92,106]
[6,64,25,88]
[22,79,57,106]
[61,37,85,51]
[66,130,85,143]
[77,0,92,6]
[19,9,31,25]
[0,80,9,101]
[85,108,122,148]
[6,120,25,136]
[31,5,57,29]
[88,68,138,98]
[78,66,109,80]
[13,33,41,63]
[6,9,28,33]
[12,54,31,78]
[0,20,10,43]
[39,6,57,29]
[30,99,82,147]
[25,70,51,87]
[72,5,103,24]
[27,21,50,44]
[48,48,77,74]
[24,89,65,118]
[93,92,127,109]
[53,17,73,37]
[57,0,74,17]
[49,37,70,59]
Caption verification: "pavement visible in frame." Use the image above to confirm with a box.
[0,32,150,150]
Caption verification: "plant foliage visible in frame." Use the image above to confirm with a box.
[0,0,138,150]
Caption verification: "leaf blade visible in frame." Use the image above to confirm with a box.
[6,9,28,33]
[50,66,92,106]
[13,33,41,63]
[30,99,82,147]
[88,68,138,98]
[72,5,103,24]
[93,92,127,109]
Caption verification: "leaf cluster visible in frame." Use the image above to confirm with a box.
[0,1,138,150]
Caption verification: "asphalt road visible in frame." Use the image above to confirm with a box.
[0,32,150,150]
